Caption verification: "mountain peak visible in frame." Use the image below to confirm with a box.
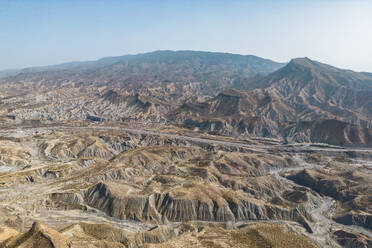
[289,57,315,67]
[283,57,334,75]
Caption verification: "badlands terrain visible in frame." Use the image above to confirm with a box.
[0,51,371,247]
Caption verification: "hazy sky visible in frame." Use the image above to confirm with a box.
[1,0,372,71]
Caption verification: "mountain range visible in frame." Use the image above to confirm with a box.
[1,50,372,146]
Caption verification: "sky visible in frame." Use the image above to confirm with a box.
[1,0,372,72]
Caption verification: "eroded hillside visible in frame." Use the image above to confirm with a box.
[0,124,371,247]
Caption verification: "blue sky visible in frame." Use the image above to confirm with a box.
[1,0,372,71]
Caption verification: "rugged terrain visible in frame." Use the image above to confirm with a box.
[0,51,371,247]
[1,51,372,146]
[0,124,370,247]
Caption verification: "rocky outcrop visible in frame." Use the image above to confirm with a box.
[50,192,86,210]
[83,182,313,232]
[84,182,162,222]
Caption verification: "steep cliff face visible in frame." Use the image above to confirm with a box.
[82,182,312,233]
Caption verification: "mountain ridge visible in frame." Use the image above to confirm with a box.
[0,50,285,79]
[169,57,372,145]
